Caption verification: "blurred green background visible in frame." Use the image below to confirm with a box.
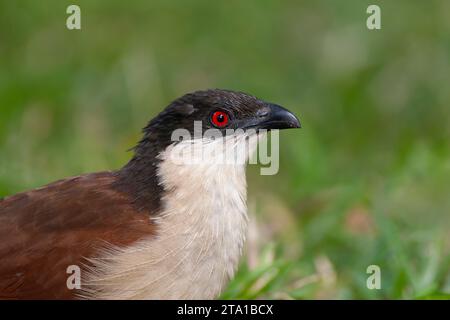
[0,0,449,299]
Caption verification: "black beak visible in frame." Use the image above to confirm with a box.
[256,104,301,130]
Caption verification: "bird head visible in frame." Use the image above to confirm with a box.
[143,89,300,141]
[133,89,301,167]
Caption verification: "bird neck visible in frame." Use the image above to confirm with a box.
[116,132,262,215]
[114,133,168,213]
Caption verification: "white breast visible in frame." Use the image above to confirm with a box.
[81,133,262,299]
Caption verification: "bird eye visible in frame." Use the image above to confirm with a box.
[210,110,230,128]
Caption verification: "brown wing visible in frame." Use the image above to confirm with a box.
[0,172,156,299]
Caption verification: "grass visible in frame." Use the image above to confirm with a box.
[0,0,449,299]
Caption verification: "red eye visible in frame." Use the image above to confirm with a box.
[211,111,229,128]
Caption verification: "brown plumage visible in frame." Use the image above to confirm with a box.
[0,172,156,299]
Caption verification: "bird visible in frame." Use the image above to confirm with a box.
[0,89,300,299]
